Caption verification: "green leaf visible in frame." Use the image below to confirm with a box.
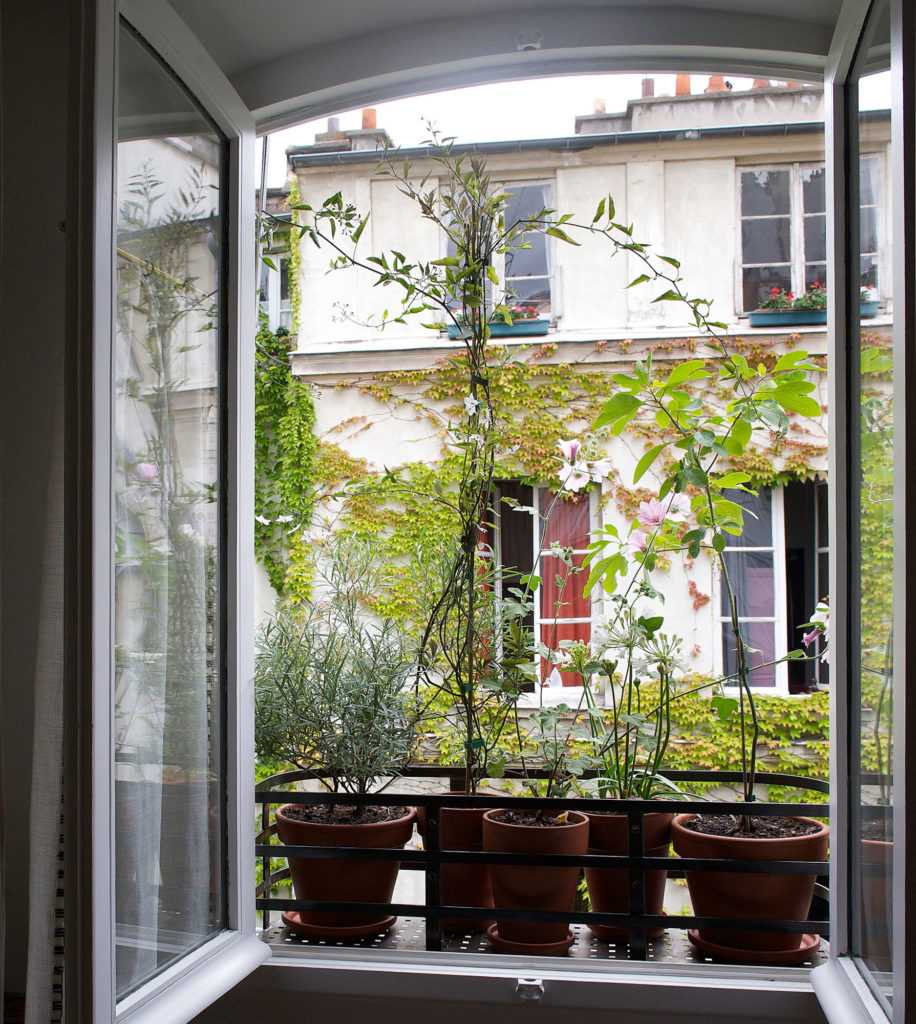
[652,289,682,303]
[665,359,709,388]
[773,389,821,417]
[594,392,641,429]
[627,273,651,289]
[546,226,580,245]
[633,443,667,483]
[659,255,681,269]
[712,533,726,553]
[486,264,500,286]
[711,695,739,722]
[712,471,752,490]
[261,256,277,271]
[351,213,369,244]
[592,197,606,223]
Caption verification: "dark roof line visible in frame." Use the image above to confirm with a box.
[287,111,890,169]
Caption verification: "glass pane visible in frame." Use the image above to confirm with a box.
[280,258,290,301]
[722,621,776,688]
[806,262,828,290]
[801,166,826,213]
[860,205,878,255]
[742,217,791,264]
[540,553,589,620]
[743,265,791,311]
[741,168,791,216]
[861,253,880,290]
[114,21,225,998]
[720,551,775,617]
[860,156,879,205]
[851,0,893,1005]
[540,489,590,549]
[505,231,547,279]
[724,486,773,548]
[804,213,827,263]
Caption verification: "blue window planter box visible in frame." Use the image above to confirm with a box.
[748,302,880,328]
[447,318,550,339]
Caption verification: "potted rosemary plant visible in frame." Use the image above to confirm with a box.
[255,542,417,939]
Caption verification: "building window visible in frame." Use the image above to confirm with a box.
[719,487,785,689]
[278,255,292,330]
[739,161,882,312]
[445,180,554,319]
[258,254,291,331]
[784,479,829,692]
[493,483,593,688]
[721,482,828,694]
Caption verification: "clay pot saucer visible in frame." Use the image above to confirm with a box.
[282,910,396,940]
[688,929,821,965]
[486,924,575,956]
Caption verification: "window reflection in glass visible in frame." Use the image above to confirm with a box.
[851,0,893,1006]
[114,21,226,998]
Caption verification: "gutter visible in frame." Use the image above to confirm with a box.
[286,112,889,170]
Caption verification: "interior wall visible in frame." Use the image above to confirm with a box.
[0,0,73,995]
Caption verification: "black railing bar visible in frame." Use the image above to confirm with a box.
[255,843,829,874]
[255,791,827,816]
[256,898,828,935]
[627,810,647,960]
[256,767,830,793]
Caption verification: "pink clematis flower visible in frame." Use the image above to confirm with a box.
[637,498,667,530]
[135,462,158,481]
[559,461,591,493]
[630,529,649,553]
[558,439,581,463]
[802,628,820,649]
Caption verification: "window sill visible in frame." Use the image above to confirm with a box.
[222,946,824,1022]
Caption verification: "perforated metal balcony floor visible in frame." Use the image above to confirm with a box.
[261,918,828,968]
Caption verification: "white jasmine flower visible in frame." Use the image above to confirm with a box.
[276,514,294,524]
[255,514,271,526]
[464,395,480,417]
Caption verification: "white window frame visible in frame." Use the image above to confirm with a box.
[715,486,790,695]
[738,158,888,317]
[737,163,828,315]
[91,3,267,1023]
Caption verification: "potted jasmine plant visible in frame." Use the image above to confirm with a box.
[255,541,418,939]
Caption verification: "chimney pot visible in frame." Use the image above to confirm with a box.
[675,74,691,97]
[594,97,606,114]
[362,108,377,130]
[705,74,727,94]
[752,78,771,90]
[327,116,340,133]
[641,77,655,98]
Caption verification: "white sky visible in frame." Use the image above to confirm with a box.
[259,71,893,190]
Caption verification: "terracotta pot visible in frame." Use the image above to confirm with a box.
[585,811,673,940]
[417,802,494,932]
[275,803,416,939]
[861,837,893,972]
[671,814,828,959]
[483,809,589,955]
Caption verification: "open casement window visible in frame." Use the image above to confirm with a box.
[91,3,266,1022]
[493,484,595,692]
[814,0,913,1020]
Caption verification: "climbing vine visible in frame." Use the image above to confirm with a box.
[254,313,318,598]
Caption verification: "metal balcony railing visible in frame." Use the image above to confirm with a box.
[256,767,829,963]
